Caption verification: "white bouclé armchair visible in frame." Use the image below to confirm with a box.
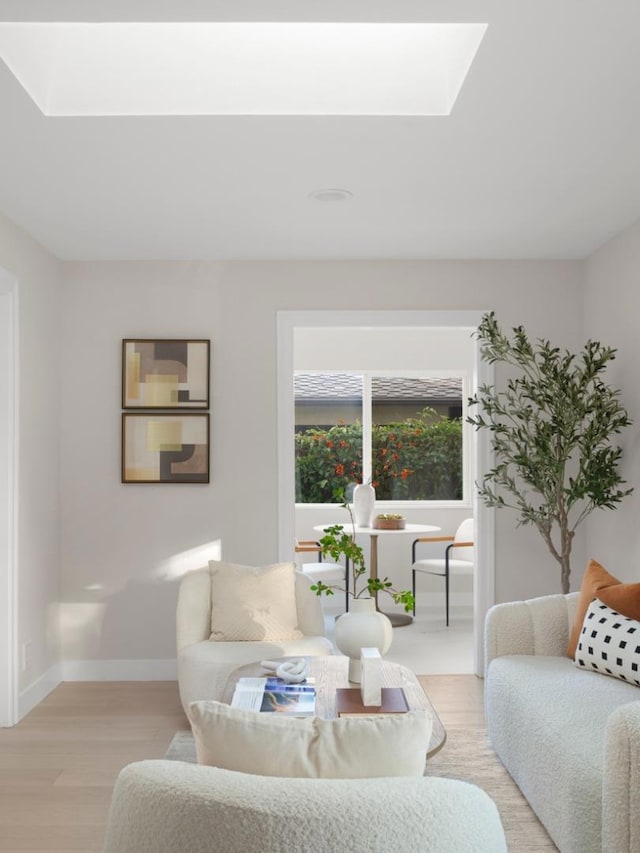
[176,565,333,715]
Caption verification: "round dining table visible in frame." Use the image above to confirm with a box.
[313,522,441,626]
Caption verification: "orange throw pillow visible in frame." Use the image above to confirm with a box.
[567,559,640,658]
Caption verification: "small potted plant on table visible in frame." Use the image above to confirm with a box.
[373,513,406,530]
[310,493,414,681]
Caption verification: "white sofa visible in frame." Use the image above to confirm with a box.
[102,759,508,853]
[485,592,640,853]
[177,566,333,714]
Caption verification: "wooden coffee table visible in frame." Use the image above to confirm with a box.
[223,655,446,758]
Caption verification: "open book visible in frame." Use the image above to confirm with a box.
[231,676,316,716]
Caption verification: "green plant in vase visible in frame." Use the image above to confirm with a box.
[310,490,415,613]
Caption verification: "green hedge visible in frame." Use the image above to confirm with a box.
[295,410,463,503]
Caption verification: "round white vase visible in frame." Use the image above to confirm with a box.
[352,482,375,527]
[335,597,393,683]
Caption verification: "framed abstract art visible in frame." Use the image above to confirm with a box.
[122,413,210,483]
[122,339,210,409]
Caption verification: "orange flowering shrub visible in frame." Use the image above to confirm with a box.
[295,409,462,503]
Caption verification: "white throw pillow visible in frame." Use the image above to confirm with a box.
[574,598,640,687]
[189,700,432,778]
[208,560,303,642]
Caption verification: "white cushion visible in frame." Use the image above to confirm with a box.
[189,699,432,778]
[209,560,303,641]
[299,562,345,584]
[413,558,474,574]
[574,598,640,687]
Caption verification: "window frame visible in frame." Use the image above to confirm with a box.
[294,368,471,507]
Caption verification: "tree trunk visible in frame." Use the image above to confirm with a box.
[559,525,574,595]
[560,553,571,595]
[539,522,573,595]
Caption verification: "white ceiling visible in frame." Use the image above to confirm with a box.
[0,0,639,261]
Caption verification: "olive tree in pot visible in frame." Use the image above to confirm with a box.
[468,312,633,594]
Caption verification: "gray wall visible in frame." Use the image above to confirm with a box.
[6,220,637,682]
[583,218,640,580]
[58,259,584,667]
[0,212,61,701]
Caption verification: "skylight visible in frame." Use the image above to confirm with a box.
[0,22,487,117]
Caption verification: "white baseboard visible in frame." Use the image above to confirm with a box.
[18,662,63,721]
[61,658,177,681]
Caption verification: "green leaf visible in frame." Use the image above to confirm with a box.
[468,312,633,591]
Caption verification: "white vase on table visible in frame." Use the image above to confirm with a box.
[352,482,375,528]
[334,597,393,683]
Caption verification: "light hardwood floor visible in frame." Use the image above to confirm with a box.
[0,682,188,852]
[0,676,486,852]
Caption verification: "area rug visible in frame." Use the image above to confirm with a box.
[166,711,557,852]
[421,724,557,851]
[166,730,197,763]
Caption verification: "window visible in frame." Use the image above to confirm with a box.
[295,373,464,503]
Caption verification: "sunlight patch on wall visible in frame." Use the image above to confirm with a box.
[159,539,222,579]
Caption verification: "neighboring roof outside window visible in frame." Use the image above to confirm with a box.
[294,374,463,405]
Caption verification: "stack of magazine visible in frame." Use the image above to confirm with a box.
[231,676,316,717]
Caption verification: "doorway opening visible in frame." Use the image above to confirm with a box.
[277,310,494,676]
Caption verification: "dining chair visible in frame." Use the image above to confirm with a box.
[410,518,474,626]
[295,540,349,612]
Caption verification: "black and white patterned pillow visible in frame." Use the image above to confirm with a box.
[574,598,640,687]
